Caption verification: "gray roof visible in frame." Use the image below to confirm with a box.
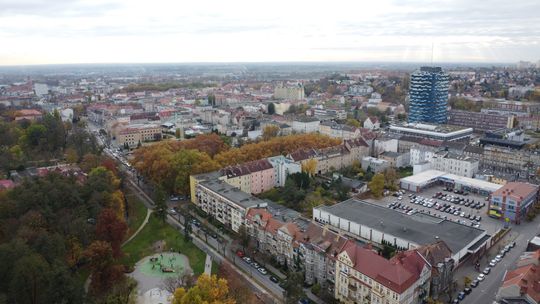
[316,199,485,254]
[199,179,267,209]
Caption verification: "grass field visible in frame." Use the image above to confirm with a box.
[124,187,149,238]
[121,214,207,275]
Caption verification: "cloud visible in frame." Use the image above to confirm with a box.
[0,0,538,64]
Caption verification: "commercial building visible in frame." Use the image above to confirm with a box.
[313,199,488,265]
[489,182,539,224]
[408,67,449,124]
[448,109,515,133]
[335,241,432,304]
[195,179,267,232]
[390,123,473,142]
[116,123,162,147]
[400,169,502,195]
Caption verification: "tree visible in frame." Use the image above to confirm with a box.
[283,271,304,304]
[368,173,385,198]
[9,254,50,304]
[84,241,125,296]
[175,128,182,139]
[262,125,280,141]
[218,262,257,304]
[346,118,361,128]
[184,215,192,242]
[154,186,167,222]
[463,276,472,287]
[301,159,318,176]
[237,225,250,251]
[172,274,236,304]
[96,208,128,258]
[267,102,276,115]
[384,168,399,191]
[65,147,79,163]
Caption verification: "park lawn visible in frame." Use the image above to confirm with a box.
[121,214,206,275]
[124,187,149,238]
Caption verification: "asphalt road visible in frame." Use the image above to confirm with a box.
[459,219,540,304]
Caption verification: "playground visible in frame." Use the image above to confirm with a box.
[130,251,193,293]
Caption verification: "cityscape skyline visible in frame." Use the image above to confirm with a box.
[1,0,539,65]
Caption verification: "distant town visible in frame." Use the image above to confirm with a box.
[1,61,540,304]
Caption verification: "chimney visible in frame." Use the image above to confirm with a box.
[322,225,328,237]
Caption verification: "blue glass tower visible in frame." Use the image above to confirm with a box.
[408,66,449,124]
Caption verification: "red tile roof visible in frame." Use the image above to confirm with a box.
[492,182,538,203]
[501,264,540,302]
[343,241,429,294]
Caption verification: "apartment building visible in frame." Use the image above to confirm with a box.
[496,250,540,303]
[267,155,301,187]
[448,109,514,132]
[319,121,361,140]
[274,83,305,100]
[244,208,303,266]
[430,152,479,178]
[335,241,431,304]
[490,182,539,224]
[292,116,320,133]
[195,179,267,232]
[379,151,410,168]
[361,157,390,173]
[116,123,162,147]
[363,116,380,130]
[220,159,275,194]
[299,223,349,287]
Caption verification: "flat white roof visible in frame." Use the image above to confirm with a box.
[401,169,503,193]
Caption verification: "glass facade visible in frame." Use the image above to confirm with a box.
[409,66,449,124]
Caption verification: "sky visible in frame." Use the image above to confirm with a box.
[0,0,539,65]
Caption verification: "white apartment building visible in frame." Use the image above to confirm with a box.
[292,116,320,133]
[267,155,302,187]
[431,152,479,178]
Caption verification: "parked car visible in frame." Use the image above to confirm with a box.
[236,250,245,258]
[464,287,472,295]
[243,256,251,263]
[168,209,177,215]
[270,276,279,283]
[471,280,479,288]
[458,291,466,300]
[483,267,491,275]
[477,274,486,282]
[489,260,497,267]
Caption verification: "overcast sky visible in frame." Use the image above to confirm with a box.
[1,0,539,65]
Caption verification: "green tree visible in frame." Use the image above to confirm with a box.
[283,271,304,304]
[154,186,167,222]
[237,225,250,251]
[368,173,385,198]
[267,102,276,115]
[184,215,192,242]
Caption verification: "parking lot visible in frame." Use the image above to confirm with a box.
[367,184,507,235]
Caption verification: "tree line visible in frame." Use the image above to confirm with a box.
[0,163,134,303]
[132,133,341,195]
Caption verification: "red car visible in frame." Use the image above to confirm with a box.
[236,250,245,258]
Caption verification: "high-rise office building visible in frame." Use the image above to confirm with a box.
[409,66,449,124]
